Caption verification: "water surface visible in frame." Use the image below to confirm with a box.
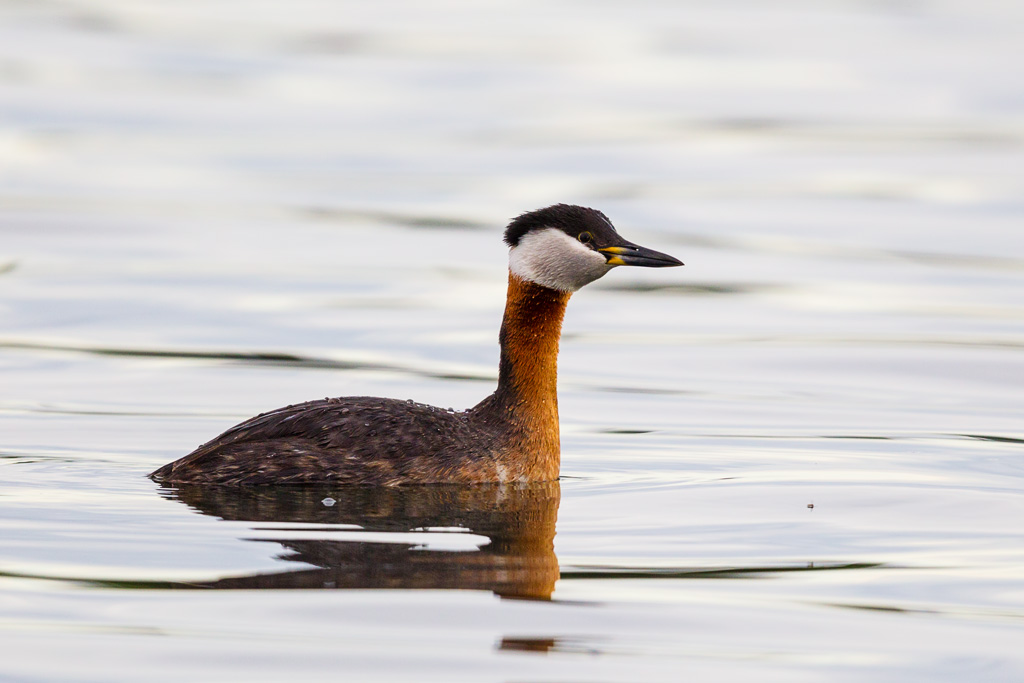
[2,1,1023,681]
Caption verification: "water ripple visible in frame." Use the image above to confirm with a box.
[0,340,493,382]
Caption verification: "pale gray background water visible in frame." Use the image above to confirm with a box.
[2,1,1023,681]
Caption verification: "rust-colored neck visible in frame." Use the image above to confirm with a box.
[473,273,571,480]
[496,273,570,411]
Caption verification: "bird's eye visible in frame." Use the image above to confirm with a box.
[578,232,593,244]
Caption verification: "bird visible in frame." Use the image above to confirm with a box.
[151,204,682,486]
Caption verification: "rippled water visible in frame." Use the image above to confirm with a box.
[2,1,1024,681]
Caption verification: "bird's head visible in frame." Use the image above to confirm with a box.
[504,204,683,292]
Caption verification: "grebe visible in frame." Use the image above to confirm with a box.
[152,204,682,485]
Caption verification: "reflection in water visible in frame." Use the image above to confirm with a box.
[497,636,606,655]
[160,482,561,599]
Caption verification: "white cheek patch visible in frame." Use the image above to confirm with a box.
[509,228,612,292]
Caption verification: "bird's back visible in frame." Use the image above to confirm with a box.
[151,397,503,485]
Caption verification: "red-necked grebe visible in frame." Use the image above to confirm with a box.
[151,204,682,485]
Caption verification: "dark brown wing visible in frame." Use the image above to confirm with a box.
[151,397,498,485]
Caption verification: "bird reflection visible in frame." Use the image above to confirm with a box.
[159,481,560,599]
